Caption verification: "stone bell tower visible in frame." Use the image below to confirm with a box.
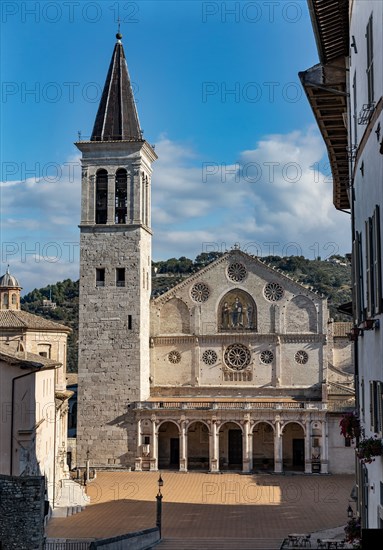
[76,32,157,468]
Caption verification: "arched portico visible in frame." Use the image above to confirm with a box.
[135,412,328,475]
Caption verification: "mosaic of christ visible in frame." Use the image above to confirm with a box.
[219,290,256,331]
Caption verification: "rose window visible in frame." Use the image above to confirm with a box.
[227,262,247,282]
[264,282,284,302]
[260,350,274,364]
[202,349,218,365]
[168,350,181,364]
[190,282,210,303]
[295,350,309,364]
[224,343,251,370]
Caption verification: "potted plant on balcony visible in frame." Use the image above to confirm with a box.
[357,436,383,464]
[340,412,361,441]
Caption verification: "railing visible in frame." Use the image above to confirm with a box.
[46,541,93,550]
[136,401,325,411]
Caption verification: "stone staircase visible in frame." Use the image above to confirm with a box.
[151,538,282,549]
[51,478,90,517]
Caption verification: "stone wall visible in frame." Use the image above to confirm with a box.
[77,227,151,468]
[0,474,45,550]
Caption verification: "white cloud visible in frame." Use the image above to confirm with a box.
[1,129,351,292]
[152,129,351,260]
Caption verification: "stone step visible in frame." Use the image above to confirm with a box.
[152,538,282,549]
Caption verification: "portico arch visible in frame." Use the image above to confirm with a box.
[158,421,180,469]
[219,421,243,469]
[187,421,209,470]
[252,421,275,471]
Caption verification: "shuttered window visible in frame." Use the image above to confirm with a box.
[373,205,382,314]
[353,231,364,324]
[366,14,374,104]
[365,218,374,317]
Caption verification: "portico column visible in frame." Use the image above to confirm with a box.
[321,419,329,474]
[179,420,187,472]
[135,419,142,471]
[209,420,219,472]
[242,418,252,473]
[304,420,312,473]
[150,416,158,471]
[274,418,283,473]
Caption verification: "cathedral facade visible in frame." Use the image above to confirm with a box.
[76,34,354,475]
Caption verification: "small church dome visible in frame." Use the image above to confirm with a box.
[0,267,21,288]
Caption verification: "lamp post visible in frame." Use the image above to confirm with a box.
[156,474,164,538]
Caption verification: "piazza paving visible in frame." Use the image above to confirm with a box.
[46,472,354,543]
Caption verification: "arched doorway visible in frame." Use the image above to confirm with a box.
[219,422,243,470]
[282,422,305,471]
[252,422,274,472]
[158,421,179,469]
[187,421,209,470]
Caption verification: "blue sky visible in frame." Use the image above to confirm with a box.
[0,1,351,292]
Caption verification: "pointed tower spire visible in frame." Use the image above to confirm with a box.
[91,33,143,141]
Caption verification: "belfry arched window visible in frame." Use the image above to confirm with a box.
[115,169,127,224]
[95,169,108,224]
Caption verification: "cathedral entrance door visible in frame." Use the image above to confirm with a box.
[228,430,243,467]
[170,438,180,468]
[292,439,304,467]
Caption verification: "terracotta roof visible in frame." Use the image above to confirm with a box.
[0,342,60,369]
[307,0,349,64]
[0,310,71,332]
[301,0,350,211]
[333,322,353,337]
[91,36,142,142]
[299,60,349,210]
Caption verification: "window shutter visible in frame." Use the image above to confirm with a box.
[370,381,375,431]
[353,233,364,325]
[373,205,382,314]
[377,381,383,435]
[365,219,375,317]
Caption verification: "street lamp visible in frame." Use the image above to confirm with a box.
[156,474,164,538]
[347,504,354,518]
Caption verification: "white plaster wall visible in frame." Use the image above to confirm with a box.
[350,0,383,528]
[327,415,356,474]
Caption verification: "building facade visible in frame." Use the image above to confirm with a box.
[76,33,355,476]
[302,0,383,531]
[0,268,87,513]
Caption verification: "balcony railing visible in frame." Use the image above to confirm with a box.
[135,401,326,411]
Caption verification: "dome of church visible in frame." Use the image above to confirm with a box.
[0,267,20,288]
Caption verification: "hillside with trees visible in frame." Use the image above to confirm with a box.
[21,254,351,372]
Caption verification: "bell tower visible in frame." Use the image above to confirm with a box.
[76,32,157,468]
[0,267,21,311]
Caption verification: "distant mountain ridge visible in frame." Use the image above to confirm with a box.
[21,254,351,372]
